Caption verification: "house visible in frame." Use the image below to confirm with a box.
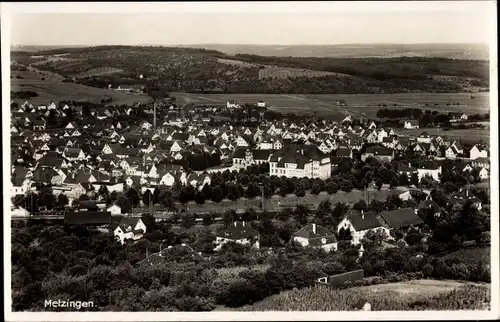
[269,144,331,179]
[257,100,266,108]
[361,147,394,162]
[449,189,482,210]
[232,148,271,170]
[398,163,418,177]
[416,132,432,144]
[469,144,488,160]
[113,217,147,245]
[107,204,122,215]
[336,210,389,245]
[449,112,468,122]
[471,157,489,170]
[417,161,442,182]
[403,120,419,129]
[445,146,460,159]
[214,221,260,251]
[11,177,32,196]
[292,223,338,252]
[377,208,424,232]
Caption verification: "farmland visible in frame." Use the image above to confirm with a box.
[258,67,341,80]
[173,91,490,120]
[13,46,489,94]
[396,128,490,144]
[232,280,490,311]
[10,69,150,105]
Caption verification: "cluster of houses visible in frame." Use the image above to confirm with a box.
[10,100,489,214]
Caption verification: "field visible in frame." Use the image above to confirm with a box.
[217,58,257,68]
[10,69,151,105]
[229,280,490,311]
[258,67,341,80]
[76,67,124,78]
[396,128,490,144]
[173,92,490,120]
[174,188,393,214]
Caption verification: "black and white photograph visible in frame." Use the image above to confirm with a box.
[2,1,498,320]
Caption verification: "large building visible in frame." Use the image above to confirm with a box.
[269,144,331,179]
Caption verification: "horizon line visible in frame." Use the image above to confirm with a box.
[11,42,490,47]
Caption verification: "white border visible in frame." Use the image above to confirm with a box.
[2,2,498,321]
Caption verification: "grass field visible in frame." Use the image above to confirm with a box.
[228,280,490,311]
[258,67,340,80]
[11,70,151,105]
[173,92,490,120]
[396,128,490,144]
[175,188,392,214]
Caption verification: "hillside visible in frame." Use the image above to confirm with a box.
[182,43,490,60]
[11,45,490,95]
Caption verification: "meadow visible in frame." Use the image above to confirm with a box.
[258,67,340,80]
[396,128,490,144]
[172,92,490,120]
[232,280,490,311]
[10,70,151,105]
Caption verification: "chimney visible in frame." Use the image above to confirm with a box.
[312,223,316,234]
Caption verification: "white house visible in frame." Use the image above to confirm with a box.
[478,167,489,180]
[107,204,122,215]
[214,221,260,251]
[403,120,419,129]
[293,223,338,252]
[469,144,488,160]
[113,218,147,245]
[336,210,389,245]
[417,162,442,182]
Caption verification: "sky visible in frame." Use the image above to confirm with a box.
[5,1,495,46]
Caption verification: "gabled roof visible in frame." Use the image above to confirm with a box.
[293,223,337,245]
[216,222,259,240]
[345,210,383,231]
[378,208,424,229]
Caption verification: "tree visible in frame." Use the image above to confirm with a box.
[126,188,140,207]
[222,210,237,227]
[141,213,156,232]
[13,195,25,208]
[202,213,214,226]
[340,180,353,193]
[142,189,153,207]
[98,185,109,198]
[295,184,306,197]
[263,184,273,198]
[38,187,57,210]
[116,194,132,214]
[353,200,367,211]
[294,205,310,226]
[310,183,322,195]
[181,213,196,229]
[195,191,206,204]
[56,193,69,209]
[201,184,212,201]
[326,181,339,194]
[398,173,409,186]
[211,186,224,203]
[245,183,261,199]
[179,185,196,204]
